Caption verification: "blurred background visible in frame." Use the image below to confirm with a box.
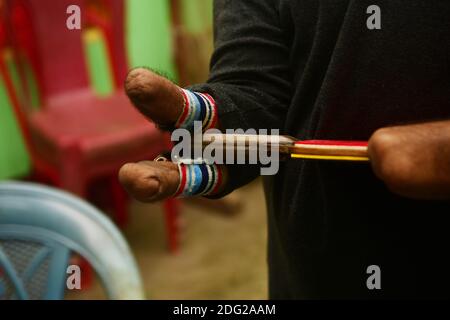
[0,0,267,299]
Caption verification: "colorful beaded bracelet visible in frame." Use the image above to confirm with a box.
[173,163,222,198]
[175,89,218,132]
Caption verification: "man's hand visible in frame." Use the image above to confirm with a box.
[119,161,180,202]
[120,68,184,202]
[125,67,184,127]
[368,120,450,200]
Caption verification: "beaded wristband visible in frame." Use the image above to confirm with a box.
[175,89,218,132]
[173,163,222,198]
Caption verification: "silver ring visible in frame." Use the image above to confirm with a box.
[154,155,168,162]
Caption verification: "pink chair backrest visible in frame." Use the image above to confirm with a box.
[11,0,89,99]
[8,0,131,101]
[108,0,127,87]
[0,3,5,48]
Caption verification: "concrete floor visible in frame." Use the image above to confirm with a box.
[68,179,268,300]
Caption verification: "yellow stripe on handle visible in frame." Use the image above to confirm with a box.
[291,154,370,162]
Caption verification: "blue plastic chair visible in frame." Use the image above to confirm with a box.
[0,181,144,300]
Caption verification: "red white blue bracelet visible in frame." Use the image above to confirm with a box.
[175,89,218,132]
[173,163,223,198]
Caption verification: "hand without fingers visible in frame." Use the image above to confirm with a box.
[368,122,450,200]
[118,161,180,203]
[125,68,184,128]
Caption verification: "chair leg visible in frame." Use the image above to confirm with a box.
[59,144,85,197]
[59,147,96,289]
[110,176,129,227]
[164,198,180,254]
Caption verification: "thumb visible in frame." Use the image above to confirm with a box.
[125,68,184,128]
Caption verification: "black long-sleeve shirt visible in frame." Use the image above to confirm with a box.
[191,0,450,298]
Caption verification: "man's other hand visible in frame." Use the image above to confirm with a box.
[125,67,184,127]
[119,161,180,203]
[369,120,450,200]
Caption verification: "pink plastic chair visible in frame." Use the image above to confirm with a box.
[6,0,180,253]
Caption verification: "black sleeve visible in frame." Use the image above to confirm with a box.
[189,0,292,196]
